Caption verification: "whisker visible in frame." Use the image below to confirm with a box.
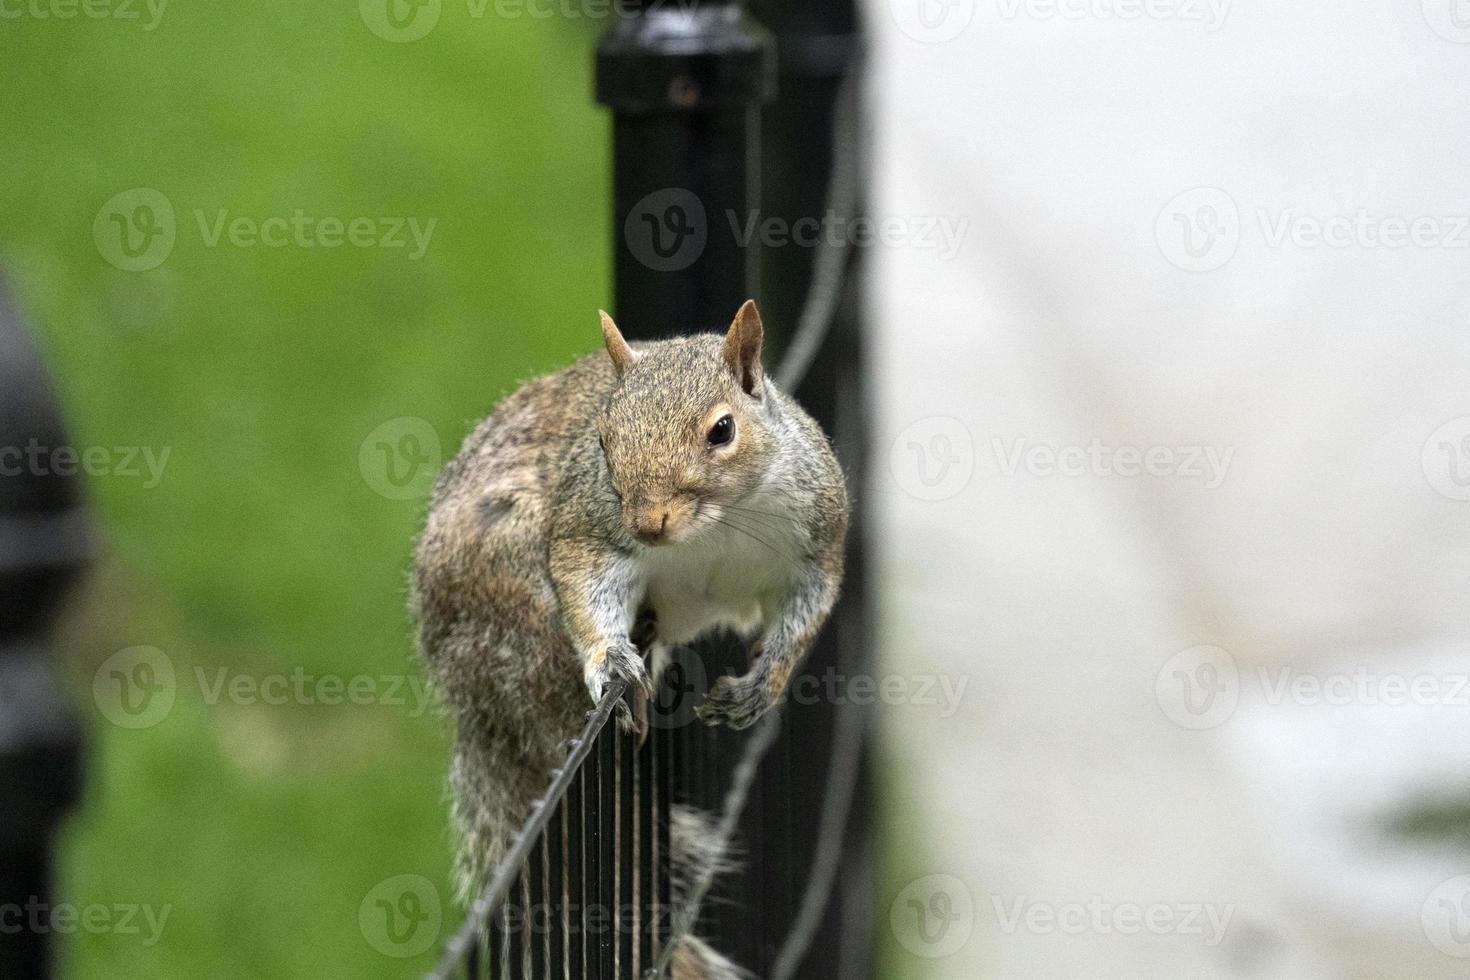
[719,504,802,535]
[704,513,805,572]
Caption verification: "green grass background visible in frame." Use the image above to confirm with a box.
[1,4,609,976]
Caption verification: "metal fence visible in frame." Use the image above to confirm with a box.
[430,681,650,979]
[432,1,869,976]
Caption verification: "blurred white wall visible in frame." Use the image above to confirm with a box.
[867,0,1470,976]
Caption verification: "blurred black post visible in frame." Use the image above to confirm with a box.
[0,278,91,978]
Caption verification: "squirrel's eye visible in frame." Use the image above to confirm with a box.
[707,414,735,447]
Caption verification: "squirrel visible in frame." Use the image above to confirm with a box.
[411,299,849,978]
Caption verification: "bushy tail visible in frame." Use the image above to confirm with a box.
[447,725,547,904]
[669,805,747,980]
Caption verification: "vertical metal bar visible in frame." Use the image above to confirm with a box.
[529,834,547,979]
[507,871,525,979]
[550,798,566,977]
[619,730,636,979]
[655,708,672,965]
[568,763,585,980]
[637,728,654,974]
[489,910,505,980]
[586,743,603,980]
[597,729,617,975]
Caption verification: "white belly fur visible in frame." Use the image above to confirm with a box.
[634,508,800,647]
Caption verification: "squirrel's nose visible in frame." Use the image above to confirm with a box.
[631,508,670,544]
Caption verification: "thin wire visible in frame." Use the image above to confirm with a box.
[774,66,861,394]
[425,680,628,980]
[768,693,866,980]
[643,706,785,979]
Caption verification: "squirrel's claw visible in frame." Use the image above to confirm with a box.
[588,639,654,742]
[615,685,649,743]
[696,673,770,730]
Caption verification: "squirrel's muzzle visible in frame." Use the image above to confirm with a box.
[626,496,695,546]
[629,507,671,545]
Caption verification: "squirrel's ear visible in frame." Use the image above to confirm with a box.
[723,299,764,397]
[599,310,637,376]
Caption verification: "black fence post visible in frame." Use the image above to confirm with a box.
[596,0,774,332]
[0,278,91,979]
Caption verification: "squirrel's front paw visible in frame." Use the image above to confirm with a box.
[585,640,653,738]
[695,671,773,730]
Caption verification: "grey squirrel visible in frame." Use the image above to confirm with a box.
[411,300,848,977]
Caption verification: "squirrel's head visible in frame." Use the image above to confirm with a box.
[595,300,778,547]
